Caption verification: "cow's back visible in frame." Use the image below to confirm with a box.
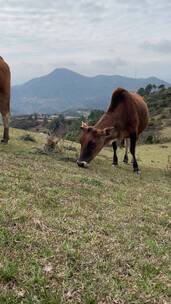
[96,88,149,138]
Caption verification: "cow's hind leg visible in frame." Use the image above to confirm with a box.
[130,132,140,173]
[112,141,118,166]
[1,112,9,143]
[123,138,129,163]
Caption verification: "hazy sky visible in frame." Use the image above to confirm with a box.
[1,0,171,84]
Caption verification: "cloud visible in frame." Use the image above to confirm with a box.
[0,0,170,84]
[89,58,128,74]
[141,40,171,54]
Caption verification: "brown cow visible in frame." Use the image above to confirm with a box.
[0,57,10,143]
[77,88,149,173]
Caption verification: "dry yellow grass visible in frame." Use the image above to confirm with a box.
[0,127,170,304]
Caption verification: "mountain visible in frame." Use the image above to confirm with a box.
[12,68,170,114]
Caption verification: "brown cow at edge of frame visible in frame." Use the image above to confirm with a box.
[0,56,10,143]
[77,87,149,173]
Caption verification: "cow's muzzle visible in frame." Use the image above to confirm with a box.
[76,160,89,168]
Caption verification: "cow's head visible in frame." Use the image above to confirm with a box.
[77,122,115,168]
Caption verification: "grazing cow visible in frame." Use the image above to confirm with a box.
[77,88,149,173]
[0,57,10,143]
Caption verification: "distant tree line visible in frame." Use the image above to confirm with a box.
[137,83,166,96]
[10,113,40,130]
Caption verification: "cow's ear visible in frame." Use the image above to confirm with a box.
[103,127,115,136]
[80,122,93,132]
[80,121,88,130]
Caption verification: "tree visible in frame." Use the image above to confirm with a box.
[137,87,145,96]
[42,115,48,126]
[158,84,165,90]
[48,114,65,132]
[64,116,84,142]
[88,110,104,125]
[145,84,153,95]
[33,113,38,120]
[58,114,65,124]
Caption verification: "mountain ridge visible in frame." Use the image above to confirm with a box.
[12,68,170,114]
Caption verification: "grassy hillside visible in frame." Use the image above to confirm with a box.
[146,87,171,114]
[145,87,171,142]
[0,128,171,304]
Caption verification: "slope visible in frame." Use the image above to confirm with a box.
[0,127,171,303]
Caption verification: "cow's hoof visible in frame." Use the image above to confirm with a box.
[1,139,8,144]
[134,168,141,175]
[112,163,118,168]
[123,156,128,164]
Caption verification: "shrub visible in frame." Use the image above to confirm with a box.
[88,109,104,125]
[20,134,36,142]
[10,118,39,130]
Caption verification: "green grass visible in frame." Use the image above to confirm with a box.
[0,127,171,303]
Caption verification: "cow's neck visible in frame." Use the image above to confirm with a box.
[95,112,117,129]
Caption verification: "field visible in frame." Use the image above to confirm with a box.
[0,127,171,304]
